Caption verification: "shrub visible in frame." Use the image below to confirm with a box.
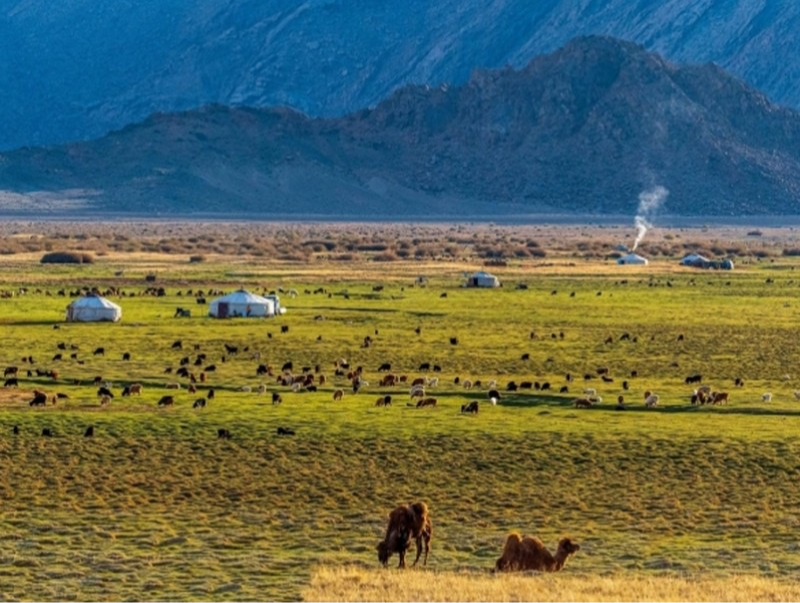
[40,251,94,264]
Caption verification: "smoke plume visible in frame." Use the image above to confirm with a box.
[632,185,668,251]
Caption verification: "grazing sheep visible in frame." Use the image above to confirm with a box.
[257,384,267,395]
[217,428,232,439]
[559,385,569,393]
[410,386,426,400]
[157,395,175,407]
[583,388,596,397]
[495,534,580,572]
[462,379,473,389]
[645,394,659,408]
[377,502,432,569]
[165,382,181,390]
[41,428,53,437]
[487,389,501,401]
[573,398,593,408]
[506,381,518,392]
[193,398,207,409]
[333,389,344,401]
[426,377,439,388]
[272,392,283,405]
[99,395,111,406]
[277,426,295,436]
[84,425,94,437]
[762,393,773,402]
[416,397,437,408]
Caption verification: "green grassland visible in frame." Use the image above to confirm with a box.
[0,237,799,601]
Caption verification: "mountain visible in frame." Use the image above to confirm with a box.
[2,0,800,151]
[2,36,800,217]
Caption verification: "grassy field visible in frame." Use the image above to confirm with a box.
[0,223,799,601]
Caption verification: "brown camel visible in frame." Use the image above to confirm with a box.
[494,533,580,572]
[377,501,432,568]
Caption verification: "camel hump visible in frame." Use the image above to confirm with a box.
[410,501,429,517]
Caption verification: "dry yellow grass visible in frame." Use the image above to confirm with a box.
[303,566,800,602]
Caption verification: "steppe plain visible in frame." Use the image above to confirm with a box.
[0,221,799,601]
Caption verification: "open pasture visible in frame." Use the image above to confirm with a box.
[0,222,799,601]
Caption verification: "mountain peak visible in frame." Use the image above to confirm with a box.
[1,36,799,217]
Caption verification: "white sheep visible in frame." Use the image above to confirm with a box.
[409,384,426,399]
[487,379,497,389]
[462,379,473,389]
[426,376,439,388]
[257,384,267,395]
[645,394,659,408]
[583,388,597,397]
[762,392,773,402]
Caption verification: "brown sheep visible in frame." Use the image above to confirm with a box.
[573,398,593,408]
[377,502,432,569]
[416,397,437,408]
[333,389,344,401]
[495,534,580,572]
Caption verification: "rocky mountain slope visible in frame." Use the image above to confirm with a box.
[1,37,799,217]
[2,0,799,150]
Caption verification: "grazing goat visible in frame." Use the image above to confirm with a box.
[30,390,48,406]
[495,535,580,572]
[461,400,479,414]
[377,502,432,569]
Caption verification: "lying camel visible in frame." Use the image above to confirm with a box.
[377,501,432,568]
[495,533,580,572]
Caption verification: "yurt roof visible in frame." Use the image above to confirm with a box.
[211,289,272,305]
[68,294,121,310]
[618,253,648,263]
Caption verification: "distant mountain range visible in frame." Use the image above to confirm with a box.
[2,36,799,218]
[2,0,800,151]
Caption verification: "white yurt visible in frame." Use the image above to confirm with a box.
[617,253,649,265]
[208,289,276,318]
[680,253,711,267]
[65,294,122,322]
[465,271,501,288]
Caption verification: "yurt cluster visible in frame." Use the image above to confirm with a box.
[65,289,283,323]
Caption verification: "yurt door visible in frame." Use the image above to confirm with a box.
[218,302,229,318]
